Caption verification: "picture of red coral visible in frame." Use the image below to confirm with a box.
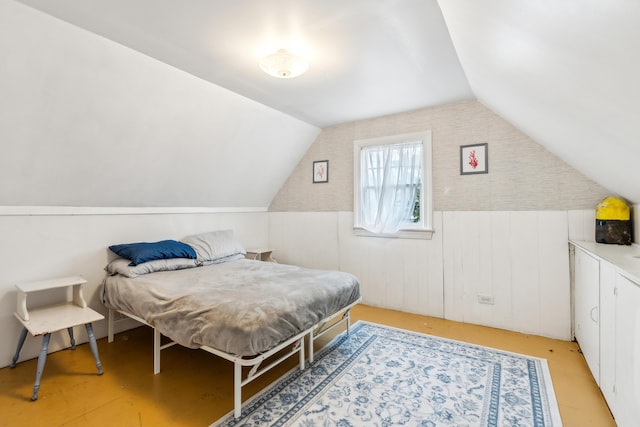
[460,143,488,175]
[468,149,479,169]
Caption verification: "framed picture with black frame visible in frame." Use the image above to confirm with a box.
[313,160,329,183]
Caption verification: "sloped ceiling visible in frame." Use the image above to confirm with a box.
[6,0,640,206]
[14,0,473,127]
[438,0,640,204]
[0,1,320,208]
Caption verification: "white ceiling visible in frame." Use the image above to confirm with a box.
[12,0,640,204]
[14,0,473,127]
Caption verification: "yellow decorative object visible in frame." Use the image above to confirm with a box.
[595,196,630,221]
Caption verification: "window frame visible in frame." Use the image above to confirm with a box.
[353,131,434,239]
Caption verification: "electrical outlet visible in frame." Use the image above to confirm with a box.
[478,294,494,305]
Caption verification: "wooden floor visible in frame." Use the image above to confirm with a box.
[0,304,615,427]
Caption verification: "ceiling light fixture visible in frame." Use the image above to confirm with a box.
[260,49,308,79]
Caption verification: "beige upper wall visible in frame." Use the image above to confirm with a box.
[270,100,610,212]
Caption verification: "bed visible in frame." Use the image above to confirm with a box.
[101,230,361,418]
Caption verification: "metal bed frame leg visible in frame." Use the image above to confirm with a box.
[107,309,176,376]
[108,308,115,343]
[307,302,358,366]
[234,362,242,419]
[308,330,315,364]
[230,334,307,419]
[106,300,361,420]
[154,329,161,374]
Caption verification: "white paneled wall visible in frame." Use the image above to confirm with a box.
[568,209,597,242]
[443,211,571,339]
[443,212,510,330]
[268,212,340,270]
[337,212,445,317]
[269,212,445,318]
[270,210,578,340]
[0,209,268,368]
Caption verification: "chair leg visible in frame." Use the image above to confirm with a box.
[67,327,76,349]
[32,333,51,401]
[10,327,28,368]
[85,323,103,375]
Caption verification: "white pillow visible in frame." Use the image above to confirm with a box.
[181,229,246,263]
[105,257,198,278]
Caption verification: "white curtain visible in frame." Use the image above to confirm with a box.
[359,141,423,234]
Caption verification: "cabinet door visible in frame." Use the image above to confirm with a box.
[599,261,617,411]
[574,247,600,384]
[614,274,640,427]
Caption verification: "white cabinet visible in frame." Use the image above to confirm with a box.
[571,240,640,427]
[613,274,640,427]
[573,247,600,383]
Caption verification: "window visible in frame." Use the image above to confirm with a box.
[353,131,433,239]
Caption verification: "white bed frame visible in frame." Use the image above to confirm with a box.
[107,297,361,419]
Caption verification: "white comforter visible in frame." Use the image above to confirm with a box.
[102,259,361,356]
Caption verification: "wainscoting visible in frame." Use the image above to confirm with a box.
[442,211,570,339]
[269,212,445,319]
[0,208,594,368]
[269,210,594,340]
[0,209,269,368]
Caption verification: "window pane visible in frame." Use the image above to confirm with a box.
[359,141,423,231]
[354,130,432,237]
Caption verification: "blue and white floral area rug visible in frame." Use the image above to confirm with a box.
[211,321,562,427]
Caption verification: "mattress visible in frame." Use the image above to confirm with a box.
[102,259,361,356]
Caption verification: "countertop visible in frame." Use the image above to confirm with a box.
[570,240,640,285]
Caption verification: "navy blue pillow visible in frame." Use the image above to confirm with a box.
[109,240,197,266]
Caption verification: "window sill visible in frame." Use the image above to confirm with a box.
[353,227,434,240]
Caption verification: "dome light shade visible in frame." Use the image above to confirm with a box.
[260,49,308,78]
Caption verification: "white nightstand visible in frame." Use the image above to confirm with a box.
[245,248,276,262]
[11,276,104,400]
